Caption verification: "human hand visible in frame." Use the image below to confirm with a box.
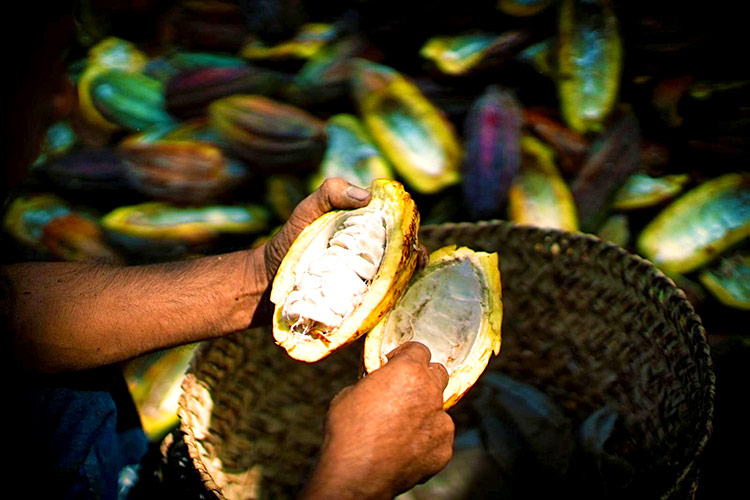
[251,178,428,327]
[302,342,454,500]
[263,178,373,282]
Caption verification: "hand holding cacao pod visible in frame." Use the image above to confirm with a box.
[263,177,373,282]
[303,342,454,499]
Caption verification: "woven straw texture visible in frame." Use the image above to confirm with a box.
[166,220,715,499]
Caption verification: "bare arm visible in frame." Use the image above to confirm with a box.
[4,178,372,373]
[5,248,266,372]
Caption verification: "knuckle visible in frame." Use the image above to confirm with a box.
[441,413,455,438]
[321,177,345,194]
[438,443,453,467]
[407,341,432,360]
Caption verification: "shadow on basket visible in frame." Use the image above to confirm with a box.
[160,220,714,499]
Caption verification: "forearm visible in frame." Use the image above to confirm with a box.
[4,245,269,373]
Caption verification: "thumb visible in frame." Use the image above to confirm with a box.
[265,178,372,280]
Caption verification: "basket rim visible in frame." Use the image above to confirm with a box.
[174,219,716,499]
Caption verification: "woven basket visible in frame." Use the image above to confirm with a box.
[162,220,715,499]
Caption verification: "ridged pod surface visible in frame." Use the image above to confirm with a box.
[364,245,502,409]
[612,174,690,210]
[638,173,750,274]
[210,95,327,173]
[166,66,288,118]
[508,136,578,231]
[558,0,622,133]
[119,133,225,179]
[118,122,250,203]
[309,114,394,191]
[698,251,750,310]
[461,86,522,220]
[420,30,530,75]
[102,202,269,246]
[351,60,462,194]
[78,67,174,131]
[271,179,419,362]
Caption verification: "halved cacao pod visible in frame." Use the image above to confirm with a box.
[420,30,530,76]
[101,202,269,257]
[698,250,749,310]
[309,114,394,192]
[123,343,201,441]
[271,179,420,362]
[558,0,622,133]
[351,59,462,194]
[637,173,749,274]
[508,136,578,231]
[612,174,690,211]
[364,245,502,409]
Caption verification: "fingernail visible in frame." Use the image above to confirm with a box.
[346,185,370,201]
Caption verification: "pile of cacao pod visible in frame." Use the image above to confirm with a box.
[3,0,747,492]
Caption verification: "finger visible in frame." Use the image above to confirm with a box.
[265,178,371,277]
[289,178,371,229]
[386,341,432,365]
[428,362,449,390]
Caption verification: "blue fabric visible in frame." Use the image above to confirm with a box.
[17,366,149,499]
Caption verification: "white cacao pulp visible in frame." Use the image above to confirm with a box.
[282,209,386,336]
